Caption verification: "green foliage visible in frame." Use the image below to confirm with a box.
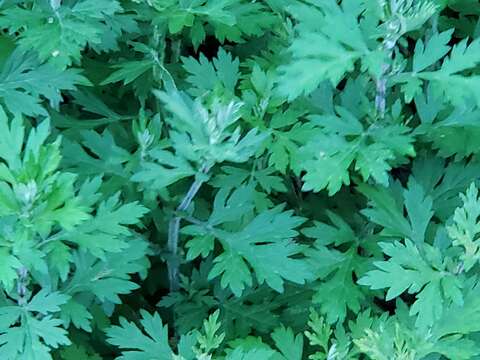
[1,0,480,358]
[0,50,86,117]
[300,108,415,194]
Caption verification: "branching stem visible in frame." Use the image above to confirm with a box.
[376,3,402,118]
[375,39,396,119]
[17,267,28,306]
[167,163,210,292]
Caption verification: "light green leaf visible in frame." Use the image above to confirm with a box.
[106,311,173,360]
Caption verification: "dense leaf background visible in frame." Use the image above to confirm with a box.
[0,0,480,359]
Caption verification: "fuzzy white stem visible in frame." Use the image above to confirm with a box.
[167,164,210,292]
